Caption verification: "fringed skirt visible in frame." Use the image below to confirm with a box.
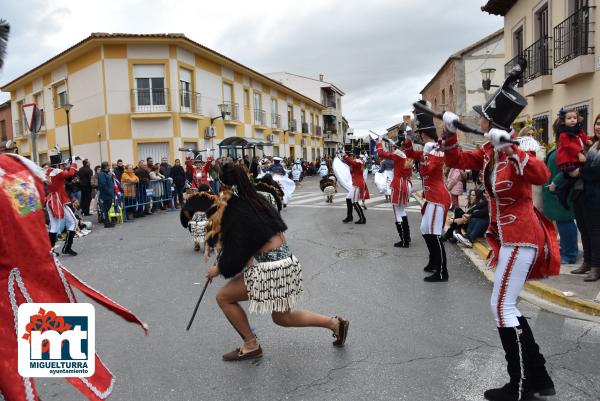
[244,243,304,314]
[188,212,207,244]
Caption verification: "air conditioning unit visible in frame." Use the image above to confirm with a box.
[204,126,216,138]
[301,139,307,146]
[267,134,274,142]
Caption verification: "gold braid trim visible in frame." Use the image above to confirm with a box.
[205,189,233,246]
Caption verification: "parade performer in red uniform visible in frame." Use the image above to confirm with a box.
[403,101,451,282]
[196,156,213,188]
[442,64,559,400]
[342,149,368,224]
[46,154,79,256]
[376,134,413,248]
[0,153,147,401]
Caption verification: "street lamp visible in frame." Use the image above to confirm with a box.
[211,103,228,124]
[62,102,73,160]
[481,68,499,91]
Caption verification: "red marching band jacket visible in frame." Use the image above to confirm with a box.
[186,157,213,189]
[376,142,412,205]
[342,154,370,200]
[45,164,77,219]
[444,134,560,278]
[0,154,147,401]
[403,141,451,217]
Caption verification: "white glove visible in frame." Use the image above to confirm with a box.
[442,111,459,133]
[486,128,511,150]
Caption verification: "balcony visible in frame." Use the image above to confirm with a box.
[179,90,202,115]
[288,119,297,132]
[254,109,267,127]
[553,6,595,83]
[301,122,309,134]
[132,88,170,113]
[315,125,322,136]
[522,37,553,96]
[219,101,239,122]
[271,113,281,129]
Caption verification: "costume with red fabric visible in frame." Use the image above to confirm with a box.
[196,157,213,188]
[444,133,559,280]
[376,143,411,205]
[376,142,413,247]
[0,154,147,401]
[46,164,77,220]
[342,154,369,200]
[403,139,451,281]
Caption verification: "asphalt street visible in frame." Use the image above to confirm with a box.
[37,176,600,401]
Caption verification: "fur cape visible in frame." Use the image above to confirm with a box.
[206,191,287,278]
[255,181,283,211]
[179,191,218,228]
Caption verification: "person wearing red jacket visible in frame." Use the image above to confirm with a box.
[376,137,413,247]
[196,156,213,188]
[403,101,451,282]
[0,153,147,401]
[442,74,559,400]
[46,159,79,256]
[342,149,367,224]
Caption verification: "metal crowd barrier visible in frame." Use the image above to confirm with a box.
[121,179,174,221]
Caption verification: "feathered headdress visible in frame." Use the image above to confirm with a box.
[0,20,9,69]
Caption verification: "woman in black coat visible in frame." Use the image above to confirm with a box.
[170,158,186,208]
[570,114,600,281]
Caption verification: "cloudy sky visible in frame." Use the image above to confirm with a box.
[0,0,502,133]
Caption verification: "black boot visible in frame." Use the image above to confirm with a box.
[402,216,411,245]
[354,203,366,224]
[424,236,448,282]
[517,316,555,397]
[49,232,57,247]
[62,231,78,256]
[422,235,436,272]
[342,199,353,223]
[484,326,534,401]
[49,232,58,255]
[394,222,407,247]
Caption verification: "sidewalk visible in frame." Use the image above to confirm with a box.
[413,191,600,317]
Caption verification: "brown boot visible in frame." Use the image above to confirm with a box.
[571,261,591,274]
[584,267,600,282]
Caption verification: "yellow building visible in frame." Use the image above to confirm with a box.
[1,33,325,166]
[482,0,599,144]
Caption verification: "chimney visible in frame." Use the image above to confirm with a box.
[319,74,324,82]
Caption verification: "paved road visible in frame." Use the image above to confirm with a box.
[38,176,600,401]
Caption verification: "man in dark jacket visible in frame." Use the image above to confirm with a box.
[159,157,172,177]
[170,158,186,208]
[98,161,115,228]
[114,159,125,182]
[78,159,94,215]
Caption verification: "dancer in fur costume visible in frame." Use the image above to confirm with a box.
[180,184,218,252]
[204,163,349,361]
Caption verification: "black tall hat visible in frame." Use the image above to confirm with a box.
[473,57,528,131]
[414,100,437,140]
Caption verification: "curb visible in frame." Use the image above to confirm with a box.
[412,191,600,317]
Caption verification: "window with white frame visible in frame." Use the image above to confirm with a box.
[34,92,45,127]
[134,65,166,112]
[180,68,192,111]
[55,82,68,108]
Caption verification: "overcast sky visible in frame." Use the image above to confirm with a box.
[0,0,502,133]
